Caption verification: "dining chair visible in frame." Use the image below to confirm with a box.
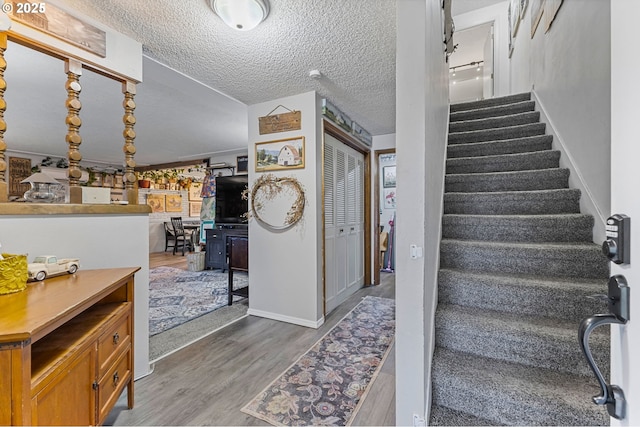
[170,217,194,255]
[163,221,177,252]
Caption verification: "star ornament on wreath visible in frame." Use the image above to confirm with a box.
[244,174,306,230]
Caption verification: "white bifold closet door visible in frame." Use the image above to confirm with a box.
[324,133,365,314]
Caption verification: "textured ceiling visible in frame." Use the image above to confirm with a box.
[42,0,396,165]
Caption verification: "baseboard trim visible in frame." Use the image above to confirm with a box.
[247,308,325,329]
[531,90,607,243]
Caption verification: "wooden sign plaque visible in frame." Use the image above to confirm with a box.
[259,111,301,135]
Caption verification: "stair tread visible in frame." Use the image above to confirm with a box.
[431,348,609,426]
[450,92,532,112]
[446,167,568,180]
[449,111,540,132]
[449,100,536,123]
[436,302,608,339]
[429,405,495,426]
[447,134,553,153]
[441,238,601,249]
[449,122,545,136]
[439,267,607,288]
[447,149,559,164]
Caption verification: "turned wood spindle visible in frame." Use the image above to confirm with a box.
[65,60,83,203]
[122,81,138,205]
[0,34,7,203]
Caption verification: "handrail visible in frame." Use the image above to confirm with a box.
[578,275,630,420]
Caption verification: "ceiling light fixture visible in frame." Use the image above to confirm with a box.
[211,0,270,31]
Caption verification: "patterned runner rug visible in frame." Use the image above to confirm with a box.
[149,266,248,336]
[242,296,395,426]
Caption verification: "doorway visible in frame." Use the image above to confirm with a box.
[373,149,396,286]
[322,121,371,315]
[449,22,494,103]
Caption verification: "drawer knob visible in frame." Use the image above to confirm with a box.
[113,371,120,386]
[113,332,120,345]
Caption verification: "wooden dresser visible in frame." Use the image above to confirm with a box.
[0,267,139,426]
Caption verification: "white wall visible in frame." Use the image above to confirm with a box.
[247,91,324,328]
[509,0,611,238]
[0,213,151,378]
[396,0,450,424]
[610,1,640,424]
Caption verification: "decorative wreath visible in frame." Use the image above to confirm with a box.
[244,174,306,230]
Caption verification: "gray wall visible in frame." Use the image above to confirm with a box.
[395,0,450,424]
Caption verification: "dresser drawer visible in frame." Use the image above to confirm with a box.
[97,307,131,376]
[97,346,131,424]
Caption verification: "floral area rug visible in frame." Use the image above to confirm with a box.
[149,266,248,336]
[241,296,395,426]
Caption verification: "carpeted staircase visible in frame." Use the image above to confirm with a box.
[429,93,611,426]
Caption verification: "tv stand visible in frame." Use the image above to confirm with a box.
[205,224,248,271]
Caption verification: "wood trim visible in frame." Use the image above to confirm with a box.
[373,148,396,286]
[0,203,150,216]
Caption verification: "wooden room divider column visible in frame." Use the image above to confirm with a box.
[122,81,138,205]
[65,59,84,204]
[0,33,7,203]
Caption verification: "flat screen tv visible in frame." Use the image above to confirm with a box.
[215,175,248,224]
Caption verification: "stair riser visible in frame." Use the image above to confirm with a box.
[450,101,535,122]
[442,216,593,242]
[439,241,609,279]
[445,169,569,193]
[444,190,581,215]
[447,135,553,158]
[435,309,609,377]
[450,92,532,113]
[438,270,606,320]
[450,112,540,133]
[446,151,560,174]
[449,123,546,144]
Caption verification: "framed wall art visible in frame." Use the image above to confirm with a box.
[189,201,202,217]
[165,194,183,212]
[383,166,396,188]
[384,188,396,209]
[146,194,165,213]
[255,136,305,172]
[189,182,203,201]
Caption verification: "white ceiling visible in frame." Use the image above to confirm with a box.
[5,0,498,167]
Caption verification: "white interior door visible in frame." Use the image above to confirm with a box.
[324,134,365,314]
[611,1,640,424]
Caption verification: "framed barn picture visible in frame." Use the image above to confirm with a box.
[255,137,305,172]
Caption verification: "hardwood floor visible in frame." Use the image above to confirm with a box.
[107,265,396,426]
[150,251,190,269]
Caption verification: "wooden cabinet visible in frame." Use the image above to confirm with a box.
[205,225,248,271]
[0,267,139,426]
